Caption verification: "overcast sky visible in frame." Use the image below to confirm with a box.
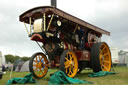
[0,0,128,57]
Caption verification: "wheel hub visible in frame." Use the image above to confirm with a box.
[70,61,74,66]
[65,60,74,68]
[37,62,42,68]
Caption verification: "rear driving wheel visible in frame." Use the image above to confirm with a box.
[29,52,48,78]
[91,42,111,72]
[60,50,78,78]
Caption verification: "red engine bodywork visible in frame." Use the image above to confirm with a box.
[75,50,90,61]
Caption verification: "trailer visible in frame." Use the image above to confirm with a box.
[19,6,112,78]
[110,47,119,64]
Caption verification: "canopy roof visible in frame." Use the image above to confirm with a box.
[19,6,110,36]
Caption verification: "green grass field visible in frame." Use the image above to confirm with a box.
[0,67,128,85]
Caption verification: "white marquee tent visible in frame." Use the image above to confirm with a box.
[20,61,29,72]
[15,60,29,72]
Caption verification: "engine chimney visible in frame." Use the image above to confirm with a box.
[51,0,57,8]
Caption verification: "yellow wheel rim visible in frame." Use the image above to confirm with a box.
[64,51,78,77]
[99,43,111,71]
[32,54,48,78]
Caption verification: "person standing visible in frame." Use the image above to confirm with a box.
[76,26,85,50]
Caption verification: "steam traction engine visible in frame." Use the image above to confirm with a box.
[19,6,112,78]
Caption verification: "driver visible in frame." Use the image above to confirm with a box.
[76,26,85,50]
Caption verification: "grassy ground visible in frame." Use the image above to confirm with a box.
[0,67,128,85]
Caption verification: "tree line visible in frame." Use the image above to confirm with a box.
[5,54,31,63]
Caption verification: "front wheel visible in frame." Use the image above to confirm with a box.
[29,52,48,78]
[90,42,112,72]
[60,50,78,78]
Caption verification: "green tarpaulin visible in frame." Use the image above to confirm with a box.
[48,70,92,85]
[6,71,116,85]
[88,71,116,77]
[6,73,35,85]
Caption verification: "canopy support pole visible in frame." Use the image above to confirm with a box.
[43,13,46,31]
[23,22,30,36]
[36,41,47,55]
[29,17,32,35]
[47,14,54,31]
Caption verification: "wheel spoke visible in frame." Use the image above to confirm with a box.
[103,52,109,57]
[33,60,37,63]
[38,55,41,61]
[67,54,70,59]
[64,60,69,65]
[41,67,44,71]
[65,59,72,68]
[65,57,68,61]
[102,46,106,52]
[70,54,72,61]
[65,68,68,73]
[43,64,48,67]
[100,49,103,54]
[103,60,110,63]
[40,56,43,60]
[39,68,42,71]
[36,56,38,61]
[69,67,72,75]
[65,64,70,68]
[39,68,42,75]
[70,56,72,61]
[33,64,37,67]
[101,64,108,71]
[44,67,48,72]
[99,54,102,58]
[70,70,73,74]
[34,67,38,71]
[71,66,74,73]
